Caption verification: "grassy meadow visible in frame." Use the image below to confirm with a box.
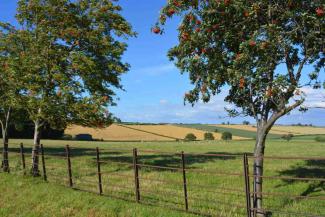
[1,137,325,217]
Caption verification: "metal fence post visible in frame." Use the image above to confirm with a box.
[96,147,103,195]
[20,143,26,174]
[40,144,47,181]
[243,153,252,217]
[133,148,140,202]
[65,145,73,187]
[181,151,189,211]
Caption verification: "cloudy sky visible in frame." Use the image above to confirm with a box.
[1,1,324,126]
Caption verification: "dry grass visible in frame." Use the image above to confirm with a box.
[65,124,246,141]
[211,124,325,135]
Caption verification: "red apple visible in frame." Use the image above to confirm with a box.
[152,27,161,34]
[249,40,256,47]
[181,32,190,40]
[167,8,176,17]
[316,7,324,17]
[173,0,181,7]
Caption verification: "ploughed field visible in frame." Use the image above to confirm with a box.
[1,138,324,217]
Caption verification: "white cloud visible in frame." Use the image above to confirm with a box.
[136,63,176,76]
[159,99,168,105]
[300,87,325,108]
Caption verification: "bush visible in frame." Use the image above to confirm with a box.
[204,132,215,140]
[184,133,196,141]
[315,136,325,142]
[61,134,73,140]
[281,134,294,141]
[214,128,219,132]
[75,134,93,141]
[221,132,232,140]
[243,120,250,125]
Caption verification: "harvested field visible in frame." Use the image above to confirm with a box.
[65,124,173,141]
[211,124,325,135]
[118,124,247,140]
[65,124,247,141]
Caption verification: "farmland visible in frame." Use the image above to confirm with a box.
[1,138,325,217]
[65,124,248,141]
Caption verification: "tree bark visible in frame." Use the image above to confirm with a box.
[2,128,9,173]
[253,125,268,217]
[31,121,41,176]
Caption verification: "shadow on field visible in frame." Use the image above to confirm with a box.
[8,147,246,169]
[277,160,325,197]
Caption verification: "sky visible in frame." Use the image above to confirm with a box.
[1,1,325,126]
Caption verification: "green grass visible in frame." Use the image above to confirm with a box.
[2,138,325,217]
[176,124,282,139]
[0,173,194,217]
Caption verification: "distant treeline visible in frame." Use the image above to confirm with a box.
[7,122,64,140]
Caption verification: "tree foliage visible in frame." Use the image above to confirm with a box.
[14,0,135,130]
[155,0,324,121]
[155,1,324,214]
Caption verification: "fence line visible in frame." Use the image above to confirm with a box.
[1,143,324,217]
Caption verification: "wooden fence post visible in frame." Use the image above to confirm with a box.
[181,151,189,211]
[20,143,26,174]
[96,147,103,195]
[133,148,140,202]
[65,145,73,187]
[2,137,9,173]
[40,144,47,181]
[243,153,252,217]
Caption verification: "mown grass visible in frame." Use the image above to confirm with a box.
[1,138,325,217]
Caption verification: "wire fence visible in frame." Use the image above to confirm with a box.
[1,143,325,217]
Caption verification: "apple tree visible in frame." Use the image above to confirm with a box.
[14,0,134,176]
[155,0,324,215]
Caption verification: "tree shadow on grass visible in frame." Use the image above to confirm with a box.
[277,160,325,197]
[8,146,247,169]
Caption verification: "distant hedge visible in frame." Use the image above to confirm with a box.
[204,132,215,140]
[315,136,325,142]
[184,133,197,141]
[281,134,294,141]
[222,132,232,140]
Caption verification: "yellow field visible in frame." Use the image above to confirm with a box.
[123,124,246,140]
[65,124,247,141]
[211,124,325,135]
[65,124,173,141]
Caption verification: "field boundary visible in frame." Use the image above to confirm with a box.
[1,144,325,217]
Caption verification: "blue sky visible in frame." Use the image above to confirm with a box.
[1,1,325,126]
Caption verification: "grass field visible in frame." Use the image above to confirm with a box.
[1,138,325,217]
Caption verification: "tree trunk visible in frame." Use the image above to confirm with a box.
[31,121,41,176]
[253,126,268,217]
[2,128,9,173]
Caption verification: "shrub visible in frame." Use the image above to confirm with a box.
[243,120,250,125]
[75,134,93,141]
[222,132,232,140]
[61,134,73,140]
[214,128,219,132]
[184,133,196,141]
[315,136,325,142]
[204,132,215,140]
[281,134,294,141]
